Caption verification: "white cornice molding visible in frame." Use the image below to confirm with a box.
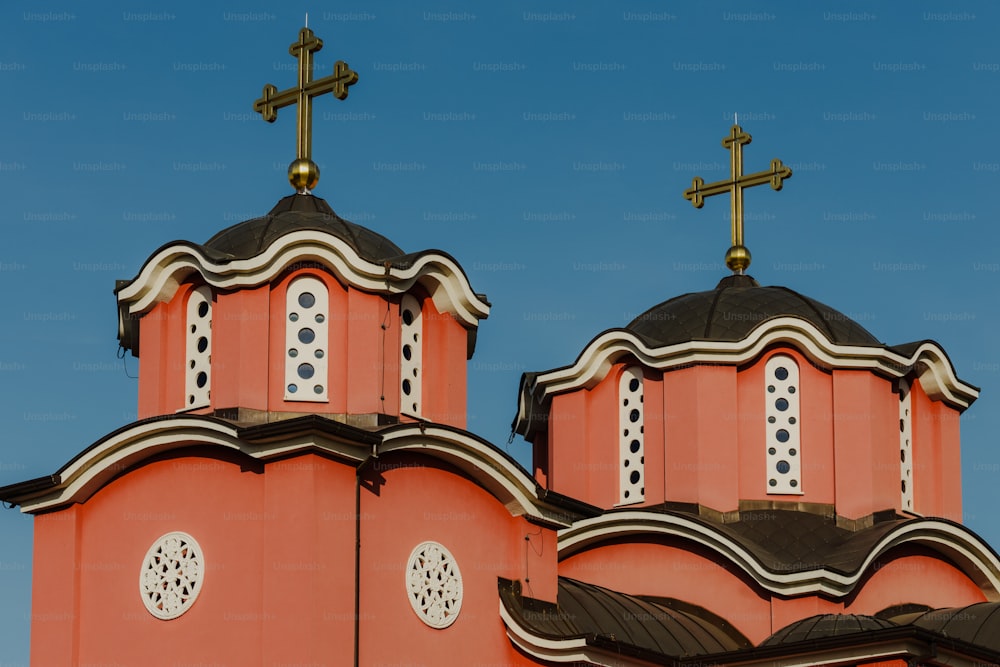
[115,232,490,328]
[12,419,573,529]
[558,511,1000,599]
[502,601,964,667]
[378,424,575,528]
[500,602,655,667]
[11,418,377,513]
[516,319,977,434]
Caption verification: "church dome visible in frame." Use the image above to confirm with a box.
[761,614,897,646]
[626,274,882,347]
[204,193,404,262]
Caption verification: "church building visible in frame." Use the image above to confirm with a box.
[3,27,1000,666]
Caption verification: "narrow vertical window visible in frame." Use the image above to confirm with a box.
[618,366,645,505]
[285,276,329,402]
[400,294,423,416]
[766,354,801,494]
[184,286,212,409]
[899,379,913,511]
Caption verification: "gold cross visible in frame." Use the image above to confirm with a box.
[254,27,359,193]
[683,124,792,274]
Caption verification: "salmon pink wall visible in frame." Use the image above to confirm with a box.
[560,541,773,642]
[737,349,837,506]
[358,452,557,665]
[32,448,359,666]
[846,551,987,613]
[212,287,269,412]
[832,370,900,518]
[30,506,81,665]
[420,297,469,428]
[137,284,196,419]
[911,379,963,521]
[137,272,471,429]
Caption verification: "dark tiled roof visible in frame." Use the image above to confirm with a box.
[910,603,1000,650]
[761,614,897,646]
[631,506,908,577]
[500,577,750,658]
[698,508,907,576]
[627,274,882,347]
[203,194,404,262]
[502,578,1000,662]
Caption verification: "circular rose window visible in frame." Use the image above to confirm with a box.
[139,532,204,620]
[406,541,463,629]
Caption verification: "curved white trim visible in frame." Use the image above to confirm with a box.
[558,511,1000,599]
[378,425,574,528]
[116,232,490,328]
[516,319,977,433]
[15,419,575,529]
[503,596,948,667]
[500,602,647,667]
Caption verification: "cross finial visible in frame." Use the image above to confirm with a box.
[682,124,792,274]
[253,27,359,193]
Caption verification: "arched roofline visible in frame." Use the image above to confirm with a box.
[515,318,977,438]
[115,231,490,330]
[0,416,583,528]
[377,423,583,527]
[557,511,1000,599]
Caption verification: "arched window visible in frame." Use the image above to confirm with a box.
[284,276,329,402]
[400,294,423,416]
[184,286,212,409]
[899,378,913,511]
[765,354,801,494]
[618,366,645,505]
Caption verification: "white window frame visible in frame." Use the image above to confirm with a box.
[618,366,645,505]
[184,285,212,410]
[765,354,802,495]
[284,276,329,402]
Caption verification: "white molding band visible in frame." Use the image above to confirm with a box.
[116,232,490,329]
[557,511,1000,599]
[501,601,967,667]
[377,425,576,528]
[11,419,575,529]
[516,319,978,436]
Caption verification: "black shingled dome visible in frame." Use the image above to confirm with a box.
[627,274,882,347]
[204,194,404,262]
[761,614,898,646]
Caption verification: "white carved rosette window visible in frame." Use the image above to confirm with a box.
[406,541,463,629]
[139,532,204,620]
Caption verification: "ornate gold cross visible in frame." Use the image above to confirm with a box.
[683,124,792,274]
[254,27,359,193]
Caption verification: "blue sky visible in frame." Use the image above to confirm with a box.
[1,1,998,662]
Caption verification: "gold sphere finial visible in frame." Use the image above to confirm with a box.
[288,158,320,193]
[725,245,751,273]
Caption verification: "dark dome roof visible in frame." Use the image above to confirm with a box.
[627,274,882,347]
[761,614,897,646]
[204,194,404,262]
[909,603,1000,651]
